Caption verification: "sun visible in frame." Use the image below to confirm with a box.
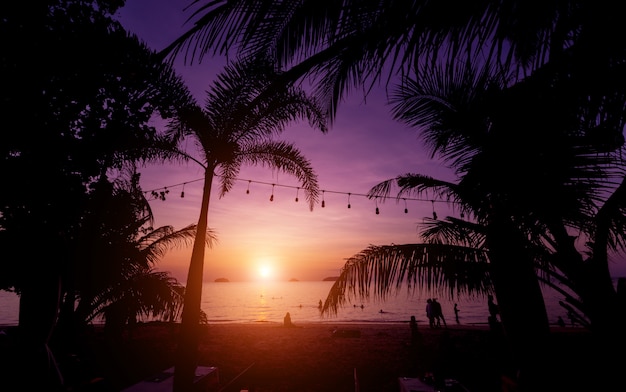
[258,265,272,280]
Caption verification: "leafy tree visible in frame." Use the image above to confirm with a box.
[0,1,195,389]
[165,56,328,391]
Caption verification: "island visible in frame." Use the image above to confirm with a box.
[214,278,229,282]
[288,278,299,282]
[322,276,339,281]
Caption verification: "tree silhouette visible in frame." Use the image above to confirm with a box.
[324,56,626,389]
[165,56,328,391]
[0,2,195,389]
[162,4,626,388]
[59,170,215,340]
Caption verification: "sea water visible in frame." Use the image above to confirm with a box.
[0,281,567,326]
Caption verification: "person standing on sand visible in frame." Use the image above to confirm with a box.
[426,299,434,328]
[488,294,499,321]
[409,315,423,348]
[431,298,446,328]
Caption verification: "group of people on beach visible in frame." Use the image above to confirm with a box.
[425,298,447,328]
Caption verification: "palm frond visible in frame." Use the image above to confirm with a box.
[390,59,507,169]
[420,217,487,249]
[221,140,320,210]
[201,56,328,144]
[321,243,492,317]
[139,224,217,266]
[161,0,538,120]
[369,173,459,203]
[85,268,186,324]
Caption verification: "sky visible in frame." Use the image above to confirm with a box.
[114,1,459,283]
[115,1,625,283]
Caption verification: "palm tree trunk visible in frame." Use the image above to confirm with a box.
[173,168,213,392]
[486,212,551,391]
[584,222,626,387]
[587,177,626,332]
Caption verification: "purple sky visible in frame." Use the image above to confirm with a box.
[115,1,625,282]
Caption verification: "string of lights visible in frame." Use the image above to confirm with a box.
[144,174,455,217]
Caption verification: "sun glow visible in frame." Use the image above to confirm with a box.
[258,265,272,280]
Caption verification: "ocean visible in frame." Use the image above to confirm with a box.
[0,281,567,327]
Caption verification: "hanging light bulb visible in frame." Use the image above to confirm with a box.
[403,198,408,214]
[180,183,186,198]
[270,184,275,202]
[431,200,437,220]
[375,198,379,215]
[321,190,325,207]
[347,193,351,209]
[295,187,299,202]
[246,180,251,194]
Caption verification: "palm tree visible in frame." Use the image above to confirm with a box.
[323,56,626,388]
[55,169,215,348]
[166,56,328,391]
[97,268,185,339]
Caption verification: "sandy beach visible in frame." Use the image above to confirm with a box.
[34,321,596,392]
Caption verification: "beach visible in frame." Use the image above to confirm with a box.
[33,321,596,392]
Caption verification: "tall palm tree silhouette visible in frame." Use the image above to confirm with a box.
[167,56,328,391]
[324,57,626,389]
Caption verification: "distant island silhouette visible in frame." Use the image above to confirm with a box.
[289,278,299,282]
[323,276,339,281]
[214,278,229,282]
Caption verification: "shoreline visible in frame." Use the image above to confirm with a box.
[0,319,587,329]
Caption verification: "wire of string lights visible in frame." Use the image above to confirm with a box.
[143,174,455,213]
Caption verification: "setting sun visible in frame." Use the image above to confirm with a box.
[258,265,272,280]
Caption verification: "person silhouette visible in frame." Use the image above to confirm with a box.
[557,316,566,328]
[488,294,499,320]
[426,299,434,328]
[454,303,460,324]
[409,315,422,348]
[283,312,294,327]
[431,298,446,328]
